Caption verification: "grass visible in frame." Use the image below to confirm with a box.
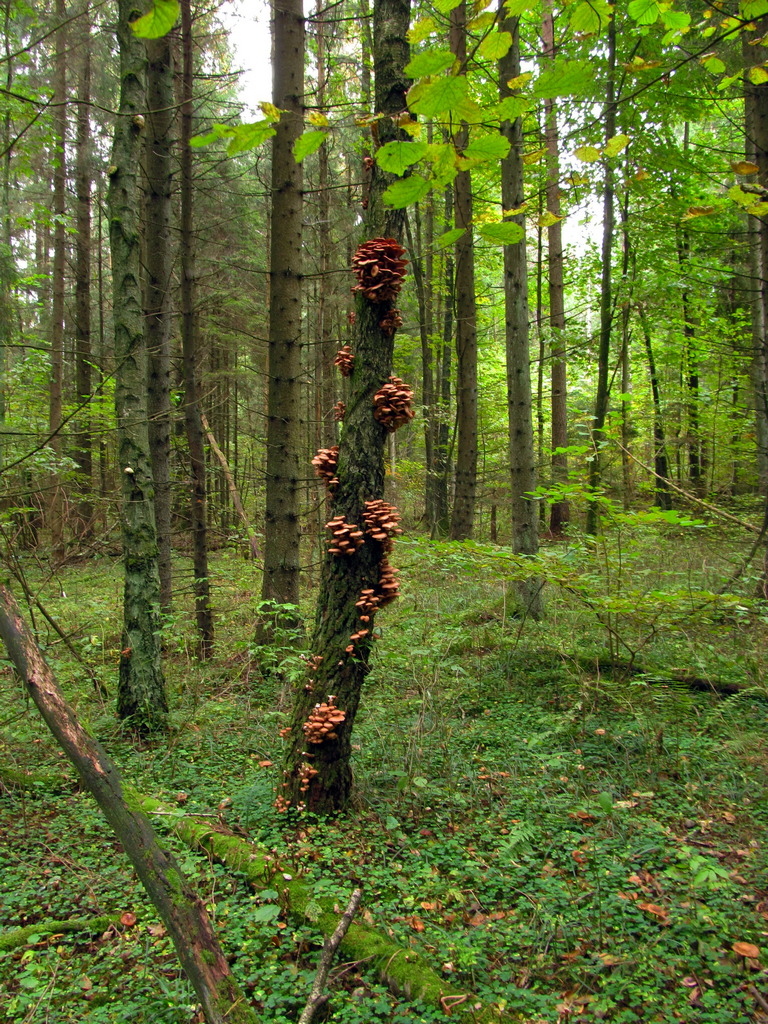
[1,517,767,1023]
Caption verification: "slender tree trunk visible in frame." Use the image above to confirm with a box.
[637,299,672,509]
[586,16,616,535]
[145,33,174,613]
[49,0,66,556]
[619,188,634,508]
[282,0,410,813]
[449,1,478,541]
[258,0,305,631]
[315,5,336,452]
[180,0,213,657]
[499,5,542,618]
[0,586,258,1024]
[542,0,569,536]
[74,4,93,534]
[108,0,167,733]
[433,186,453,538]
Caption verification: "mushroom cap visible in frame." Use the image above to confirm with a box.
[732,942,760,959]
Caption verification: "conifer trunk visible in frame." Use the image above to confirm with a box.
[108,0,167,732]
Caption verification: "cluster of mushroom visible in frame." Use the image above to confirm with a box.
[377,557,400,606]
[312,445,339,490]
[373,376,415,432]
[303,697,346,744]
[333,400,346,422]
[334,344,354,377]
[325,515,365,556]
[352,237,408,304]
[345,627,370,654]
[362,499,402,552]
[297,762,319,793]
[355,589,383,622]
[379,309,403,337]
[274,794,290,813]
[300,652,323,693]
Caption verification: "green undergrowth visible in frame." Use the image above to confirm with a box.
[1,523,767,1022]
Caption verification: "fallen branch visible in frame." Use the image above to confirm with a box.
[0,914,121,952]
[299,887,363,1024]
[137,794,510,1023]
[0,584,260,1024]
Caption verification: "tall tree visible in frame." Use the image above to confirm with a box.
[282,0,410,813]
[449,1,478,541]
[144,31,174,612]
[108,0,167,732]
[179,0,213,656]
[499,5,542,618]
[49,0,66,555]
[258,0,305,629]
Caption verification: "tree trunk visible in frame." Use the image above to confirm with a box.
[258,0,305,628]
[449,1,478,541]
[49,0,66,556]
[282,0,410,814]
[108,0,167,733]
[637,299,671,509]
[180,0,213,657]
[74,4,93,535]
[145,32,174,614]
[433,185,453,538]
[586,16,616,535]
[542,0,569,536]
[499,5,542,618]
[0,585,259,1024]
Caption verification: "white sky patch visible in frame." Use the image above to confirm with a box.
[220,0,273,117]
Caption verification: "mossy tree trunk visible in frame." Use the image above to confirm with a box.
[499,7,542,619]
[108,0,167,733]
[0,585,259,1024]
[282,0,410,814]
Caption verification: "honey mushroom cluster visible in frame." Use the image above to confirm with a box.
[362,499,402,552]
[297,762,319,793]
[333,400,346,422]
[345,627,370,654]
[351,237,408,304]
[355,588,383,623]
[311,445,339,489]
[377,557,400,606]
[334,344,354,377]
[274,795,290,813]
[303,697,346,744]
[379,308,403,337]
[373,376,415,432]
[300,652,323,693]
[325,515,365,556]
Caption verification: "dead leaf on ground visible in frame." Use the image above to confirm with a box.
[638,901,670,923]
[147,923,166,938]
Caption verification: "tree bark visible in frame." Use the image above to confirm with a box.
[637,300,672,509]
[586,15,616,535]
[499,5,542,618]
[145,31,174,614]
[180,0,214,657]
[108,0,167,732]
[74,3,93,535]
[282,0,410,813]
[542,0,569,536]
[0,585,259,1024]
[258,0,305,627]
[49,0,66,556]
[449,1,478,541]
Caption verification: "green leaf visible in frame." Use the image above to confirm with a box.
[604,133,630,157]
[226,121,276,155]
[569,0,612,35]
[702,55,726,75]
[252,904,280,924]
[628,0,661,25]
[463,133,511,162]
[742,0,768,18]
[597,791,614,814]
[375,140,429,175]
[383,174,431,209]
[407,17,438,44]
[404,49,455,78]
[533,60,596,99]
[130,0,179,38]
[504,0,539,13]
[433,0,463,12]
[659,8,690,31]
[292,130,326,163]
[574,145,601,163]
[495,96,530,121]
[385,814,400,831]
[478,31,513,61]
[749,66,768,85]
[467,12,497,31]
[409,75,468,118]
[479,221,525,244]
[435,227,466,248]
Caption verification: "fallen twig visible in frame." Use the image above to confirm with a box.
[298,887,363,1024]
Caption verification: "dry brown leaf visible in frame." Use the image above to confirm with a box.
[638,901,670,923]
[408,916,426,932]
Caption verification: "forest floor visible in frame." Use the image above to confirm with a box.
[1,510,768,1024]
